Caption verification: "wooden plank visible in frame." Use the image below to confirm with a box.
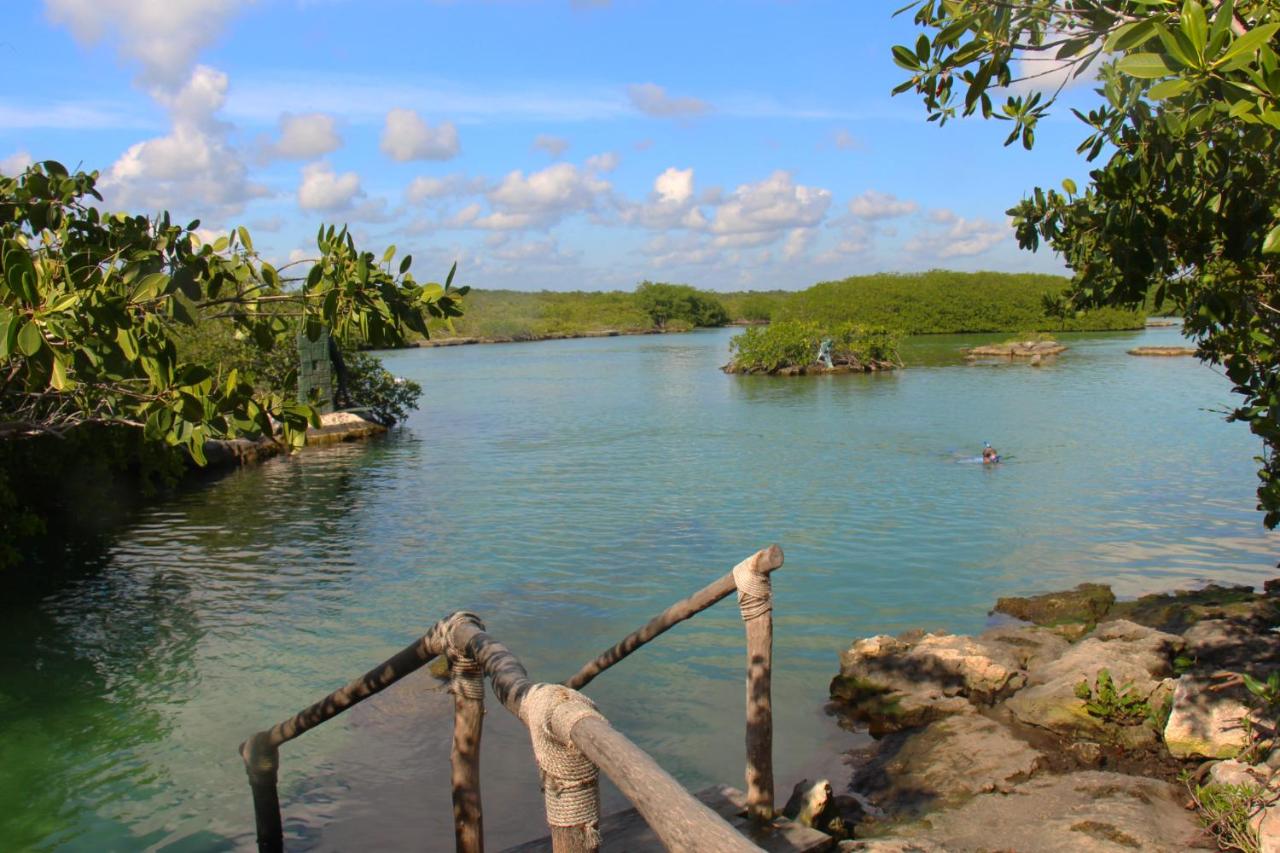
[502,785,834,853]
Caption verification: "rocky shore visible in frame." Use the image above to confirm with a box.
[1130,346,1198,357]
[806,582,1280,852]
[965,340,1067,360]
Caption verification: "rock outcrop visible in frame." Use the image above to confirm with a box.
[822,580,1280,852]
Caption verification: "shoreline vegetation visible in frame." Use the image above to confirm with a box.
[412,271,1151,348]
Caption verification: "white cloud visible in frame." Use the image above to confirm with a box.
[263,112,342,161]
[848,190,918,221]
[906,210,1009,258]
[655,167,694,205]
[99,66,266,218]
[1,150,33,175]
[476,162,611,230]
[643,234,721,268]
[405,174,484,204]
[832,129,863,151]
[485,234,578,265]
[586,151,620,173]
[532,134,570,158]
[380,108,460,161]
[45,0,245,87]
[627,83,710,118]
[707,171,831,241]
[620,166,706,230]
[782,227,817,261]
[297,161,363,212]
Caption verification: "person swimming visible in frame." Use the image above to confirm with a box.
[982,441,999,463]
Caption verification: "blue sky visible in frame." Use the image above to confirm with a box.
[3,1,1101,291]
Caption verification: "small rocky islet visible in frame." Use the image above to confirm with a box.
[804,581,1280,851]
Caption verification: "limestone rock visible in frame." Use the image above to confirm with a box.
[853,714,1046,813]
[1182,615,1280,671]
[993,583,1115,628]
[838,841,947,852]
[1208,759,1265,790]
[831,632,1024,735]
[885,771,1206,852]
[1005,620,1181,739]
[1164,675,1251,759]
[979,624,1070,670]
[1253,800,1280,853]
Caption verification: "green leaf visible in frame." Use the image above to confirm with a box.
[1116,52,1176,78]
[0,312,13,358]
[1181,0,1207,55]
[1105,20,1157,52]
[1148,78,1194,99]
[1062,178,1077,195]
[49,354,69,390]
[131,272,170,302]
[399,255,412,275]
[16,320,43,356]
[1218,23,1280,66]
[237,226,253,253]
[1263,224,1280,254]
[382,244,396,265]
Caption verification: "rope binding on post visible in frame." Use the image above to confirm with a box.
[520,684,604,835]
[732,558,773,621]
[444,611,487,701]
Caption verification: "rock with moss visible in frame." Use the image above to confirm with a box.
[1163,675,1253,760]
[830,632,1025,735]
[1108,583,1264,635]
[1004,620,1181,742]
[993,583,1116,630]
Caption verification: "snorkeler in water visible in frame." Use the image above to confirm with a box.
[982,442,999,463]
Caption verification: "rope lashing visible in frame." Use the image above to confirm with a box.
[444,611,486,701]
[733,557,773,621]
[520,684,603,830]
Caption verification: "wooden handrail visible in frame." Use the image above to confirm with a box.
[239,546,784,852]
[562,545,784,691]
[450,618,758,853]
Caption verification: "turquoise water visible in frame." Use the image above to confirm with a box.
[2,325,1277,850]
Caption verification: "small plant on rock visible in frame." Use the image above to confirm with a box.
[1074,669,1150,726]
[1242,671,1280,719]
[1185,778,1270,853]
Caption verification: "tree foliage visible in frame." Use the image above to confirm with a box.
[778,270,1144,333]
[728,320,901,373]
[893,0,1280,524]
[0,162,465,463]
[634,281,730,329]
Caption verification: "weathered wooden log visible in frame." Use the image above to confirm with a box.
[239,621,449,853]
[452,621,756,852]
[562,545,784,691]
[734,554,775,822]
[570,715,761,852]
[448,644,486,853]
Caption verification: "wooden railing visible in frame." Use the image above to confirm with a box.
[239,545,784,852]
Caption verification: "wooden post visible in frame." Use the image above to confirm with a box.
[239,620,450,852]
[448,649,486,853]
[240,732,283,853]
[563,545,784,691]
[451,624,756,851]
[734,553,776,822]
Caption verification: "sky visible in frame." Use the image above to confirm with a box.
[2,1,1103,292]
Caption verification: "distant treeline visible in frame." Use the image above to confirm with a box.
[774,271,1145,334]
[425,271,1146,341]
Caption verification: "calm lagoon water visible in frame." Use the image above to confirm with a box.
[3,325,1278,850]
